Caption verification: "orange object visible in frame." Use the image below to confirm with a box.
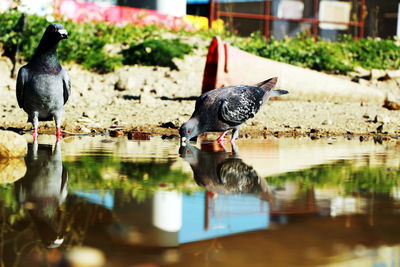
[202,36,280,94]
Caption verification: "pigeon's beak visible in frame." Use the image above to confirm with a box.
[180,137,187,146]
[58,29,68,39]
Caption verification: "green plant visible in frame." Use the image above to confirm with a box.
[0,11,192,73]
[1,10,400,74]
[267,161,400,194]
[233,32,400,74]
[122,38,193,70]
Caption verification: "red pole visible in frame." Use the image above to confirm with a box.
[359,0,365,39]
[264,0,271,40]
[205,192,209,230]
[209,0,215,28]
[313,0,319,39]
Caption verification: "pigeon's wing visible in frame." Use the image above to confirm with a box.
[16,67,29,108]
[61,67,71,105]
[219,87,263,124]
[194,93,209,113]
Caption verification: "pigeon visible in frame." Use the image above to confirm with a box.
[15,141,68,248]
[16,23,70,140]
[179,144,271,200]
[179,77,287,144]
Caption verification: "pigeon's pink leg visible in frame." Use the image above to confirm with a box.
[217,131,228,142]
[56,128,62,140]
[32,114,39,141]
[54,112,62,140]
[230,128,239,144]
[32,128,38,141]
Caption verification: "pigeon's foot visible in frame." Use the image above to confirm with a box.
[217,141,227,151]
[56,128,62,139]
[230,138,237,145]
[32,129,38,141]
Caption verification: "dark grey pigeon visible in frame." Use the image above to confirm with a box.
[16,23,70,140]
[15,141,68,248]
[179,77,287,144]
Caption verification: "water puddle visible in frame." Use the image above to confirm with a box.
[0,135,399,266]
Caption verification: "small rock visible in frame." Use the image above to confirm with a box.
[109,129,124,137]
[0,130,27,158]
[128,131,151,140]
[0,158,26,184]
[321,119,332,125]
[369,69,387,80]
[383,99,400,110]
[160,121,178,129]
[114,73,138,91]
[377,74,390,81]
[362,114,370,119]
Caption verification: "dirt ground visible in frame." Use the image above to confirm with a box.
[1,47,400,140]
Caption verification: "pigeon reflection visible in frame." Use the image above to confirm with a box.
[14,141,68,248]
[179,143,270,200]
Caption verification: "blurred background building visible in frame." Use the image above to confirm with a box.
[190,0,399,40]
[1,0,399,39]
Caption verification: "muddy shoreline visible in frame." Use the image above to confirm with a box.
[1,49,400,140]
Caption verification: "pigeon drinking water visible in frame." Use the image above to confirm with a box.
[179,144,271,200]
[16,23,70,140]
[179,77,288,144]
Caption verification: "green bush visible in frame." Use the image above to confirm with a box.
[0,10,48,60]
[0,10,185,73]
[122,38,193,70]
[234,32,400,74]
[343,36,400,70]
[1,10,399,74]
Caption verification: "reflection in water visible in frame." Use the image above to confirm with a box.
[0,137,399,266]
[179,143,270,200]
[15,141,68,248]
[179,143,271,243]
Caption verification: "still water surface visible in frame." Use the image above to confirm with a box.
[0,135,400,266]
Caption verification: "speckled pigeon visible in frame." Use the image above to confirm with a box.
[16,23,70,140]
[179,77,287,144]
[179,144,271,200]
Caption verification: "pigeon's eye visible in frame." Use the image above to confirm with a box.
[187,129,191,134]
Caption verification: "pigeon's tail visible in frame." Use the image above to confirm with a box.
[255,77,278,92]
[270,89,289,97]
